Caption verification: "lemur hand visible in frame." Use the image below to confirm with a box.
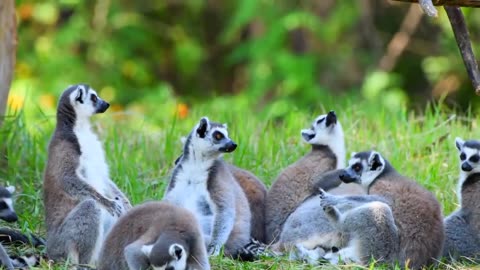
[207,244,221,256]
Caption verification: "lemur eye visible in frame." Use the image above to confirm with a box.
[469,155,479,163]
[353,163,362,172]
[91,94,97,103]
[316,118,325,125]
[213,131,224,140]
[460,153,466,161]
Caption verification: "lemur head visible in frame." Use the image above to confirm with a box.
[301,111,345,168]
[57,84,110,121]
[142,239,189,270]
[0,186,18,223]
[455,137,480,175]
[339,151,387,190]
[185,117,237,158]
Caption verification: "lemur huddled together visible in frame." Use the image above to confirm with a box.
[4,84,477,269]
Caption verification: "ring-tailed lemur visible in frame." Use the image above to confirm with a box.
[164,117,251,258]
[98,201,210,270]
[0,186,42,269]
[318,189,400,266]
[443,138,480,261]
[265,111,349,243]
[43,84,132,266]
[174,142,267,244]
[339,151,444,269]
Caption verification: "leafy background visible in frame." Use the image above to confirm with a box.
[10,0,480,119]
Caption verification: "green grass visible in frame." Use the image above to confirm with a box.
[0,93,478,269]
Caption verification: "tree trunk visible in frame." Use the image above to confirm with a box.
[0,0,17,125]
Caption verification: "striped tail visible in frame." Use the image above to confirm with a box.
[234,238,272,261]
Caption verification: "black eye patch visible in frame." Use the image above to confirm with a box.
[90,94,97,103]
[469,154,479,163]
[460,153,466,161]
[213,131,224,141]
[316,117,325,125]
[353,163,362,172]
[0,201,7,210]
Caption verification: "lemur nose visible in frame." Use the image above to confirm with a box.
[461,162,473,172]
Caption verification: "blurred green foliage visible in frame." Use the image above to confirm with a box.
[12,0,480,116]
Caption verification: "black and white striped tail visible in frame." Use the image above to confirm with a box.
[10,254,40,269]
[234,238,271,261]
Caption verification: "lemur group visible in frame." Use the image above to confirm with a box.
[1,84,479,270]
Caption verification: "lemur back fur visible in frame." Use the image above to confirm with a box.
[98,201,210,270]
[341,151,444,269]
[265,111,346,243]
[164,117,251,257]
[228,164,267,243]
[43,85,131,266]
[443,138,480,261]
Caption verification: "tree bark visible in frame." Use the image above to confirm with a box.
[0,0,17,125]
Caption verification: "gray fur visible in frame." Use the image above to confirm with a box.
[44,85,131,266]
[320,190,400,265]
[228,164,267,243]
[164,117,251,257]
[443,138,480,261]
[341,151,445,269]
[98,201,210,270]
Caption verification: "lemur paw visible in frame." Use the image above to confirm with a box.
[207,244,221,256]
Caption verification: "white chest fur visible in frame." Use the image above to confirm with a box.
[74,120,110,195]
[165,160,216,239]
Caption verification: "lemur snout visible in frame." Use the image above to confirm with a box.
[326,111,337,127]
[461,162,473,172]
[96,100,110,114]
[220,141,237,153]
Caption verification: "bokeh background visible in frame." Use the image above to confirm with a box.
[8,0,480,119]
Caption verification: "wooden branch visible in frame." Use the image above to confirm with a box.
[444,6,480,95]
[391,0,480,7]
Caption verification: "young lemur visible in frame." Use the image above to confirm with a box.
[43,84,131,266]
[340,151,444,269]
[164,117,251,257]
[319,188,400,266]
[443,138,480,261]
[266,111,363,244]
[98,201,210,270]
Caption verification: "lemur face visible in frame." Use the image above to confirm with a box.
[340,151,385,189]
[301,111,343,145]
[0,186,18,223]
[68,84,110,118]
[193,117,237,155]
[455,137,480,174]
[144,243,188,270]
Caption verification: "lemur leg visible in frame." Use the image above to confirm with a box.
[124,241,150,270]
[322,205,341,224]
[0,244,14,270]
[47,199,102,266]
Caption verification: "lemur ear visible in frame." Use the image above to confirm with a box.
[75,86,84,103]
[180,136,187,145]
[350,152,357,159]
[455,137,464,151]
[5,186,15,194]
[368,152,383,171]
[197,117,209,138]
[169,244,183,260]
[141,244,153,257]
[223,123,228,129]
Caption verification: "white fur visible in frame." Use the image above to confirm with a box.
[5,186,14,194]
[456,146,480,204]
[3,198,14,213]
[361,152,385,190]
[164,159,216,241]
[324,242,361,265]
[301,114,346,169]
[290,244,325,265]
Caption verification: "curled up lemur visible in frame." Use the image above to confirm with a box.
[443,138,480,261]
[339,151,444,269]
[265,111,363,244]
[164,117,252,257]
[98,201,210,270]
[43,84,131,266]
